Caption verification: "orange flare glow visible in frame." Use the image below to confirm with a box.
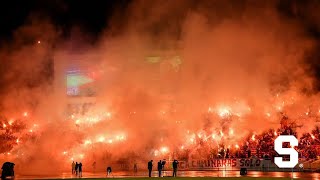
[160,147,169,153]
[229,128,234,135]
[8,120,13,125]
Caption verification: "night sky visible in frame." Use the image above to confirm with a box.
[0,0,131,41]
[1,0,320,90]
[1,1,320,39]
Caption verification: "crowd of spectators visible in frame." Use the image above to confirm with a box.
[231,125,320,160]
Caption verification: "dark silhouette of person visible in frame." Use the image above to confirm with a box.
[161,159,166,176]
[226,148,230,158]
[133,162,138,175]
[75,162,79,175]
[1,162,15,180]
[107,166,112,176]
[147,160,153,177]
[72,161,75,174]
[78,162,83,177]
[161,160,166,170]
[157,160,162,177]
[172,160,179,177]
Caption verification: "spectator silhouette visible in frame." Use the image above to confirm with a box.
[75,162,79,175]
[147,160,153,177]
[72,161,75,174]
[157,160,162,177]
[78,162,82,177]
[172,160,179,177]
[133,162,137,175]
[107,166,112,176]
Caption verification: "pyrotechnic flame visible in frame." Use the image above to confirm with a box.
[229,128,234,135]
[8,120,13,125]
[115,134,126,141]
[274,131,277,136]
[160,147,169,153]
[235,144,239,149]
[98,136,105,142]
[189,133,196,143]
[189,137,194,143]
[23,112,28,117]
[3,124,6,128]
[118,135,125,140]
[311,134,315,139]
[79,154,84,159]
[220,130,224,137]
[251,134,255,141]
[217,107,231,118]
[211,134,216,139]
[154,150,159,156]
[204,135,209,141]
[84,140,92,145]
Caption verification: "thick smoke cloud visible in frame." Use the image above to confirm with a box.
[0,0,319,174]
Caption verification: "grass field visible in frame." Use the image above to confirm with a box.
[45,177,297,180]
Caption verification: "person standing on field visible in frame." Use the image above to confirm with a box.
[148,160,153,177]
[172,160,179,177]
[72,161,75,174]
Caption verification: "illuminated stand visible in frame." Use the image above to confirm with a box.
[54,50,100,116]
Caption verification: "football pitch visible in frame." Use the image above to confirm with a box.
[44,177,297,180]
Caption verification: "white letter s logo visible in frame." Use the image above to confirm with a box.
[274,135,298,168]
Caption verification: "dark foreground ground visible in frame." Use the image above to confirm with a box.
[14,170,320,180]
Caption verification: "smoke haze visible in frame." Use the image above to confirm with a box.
[0,0,320,174]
